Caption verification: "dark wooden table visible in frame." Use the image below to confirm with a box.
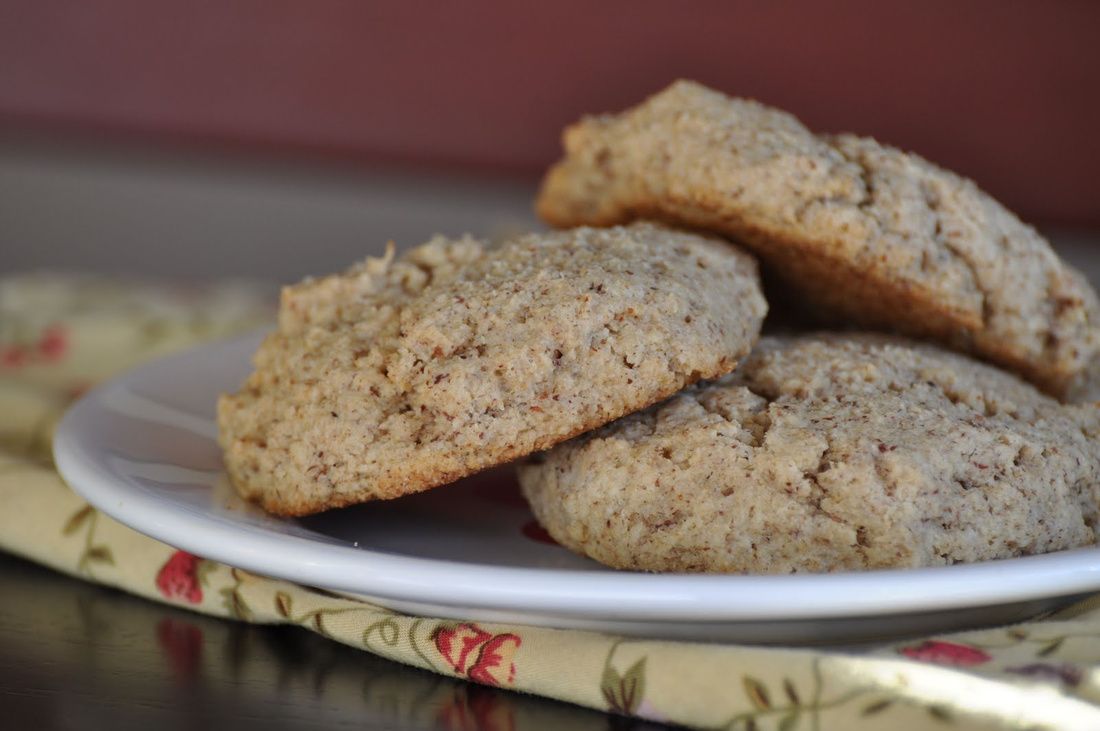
[0,553,668,730]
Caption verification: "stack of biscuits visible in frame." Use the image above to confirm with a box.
[218,81,1100,574]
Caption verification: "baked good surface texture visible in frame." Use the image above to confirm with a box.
[518,334,1100,573]
[537,80,1100,401]
[218,222,767,515]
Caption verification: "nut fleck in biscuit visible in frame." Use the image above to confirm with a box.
[537,80,1100,401]
[518,334,1100,573]
[218,222,766,516]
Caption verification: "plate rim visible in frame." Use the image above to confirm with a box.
[53,330,1100,623]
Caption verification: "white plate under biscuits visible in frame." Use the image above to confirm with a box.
[54,331,1100,643]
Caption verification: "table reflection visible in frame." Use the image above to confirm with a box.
[0,553,669,730]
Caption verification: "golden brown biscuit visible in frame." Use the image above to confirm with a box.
[537,80,1100,401]
[519,334,1100,573]
[218,222,766,515]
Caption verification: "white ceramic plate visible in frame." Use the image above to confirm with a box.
[54,331,1100,643]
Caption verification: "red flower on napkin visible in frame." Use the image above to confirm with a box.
[468,633,522,686]
[37,324,68,362]
[898,640,991,666]
[0,345,28,368]
[155,550,204,604]
[0,324,68,369]
[433,622,522,686]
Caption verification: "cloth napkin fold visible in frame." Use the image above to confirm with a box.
[3,273,1100,731]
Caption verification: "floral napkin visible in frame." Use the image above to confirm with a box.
[2,273,1100,730]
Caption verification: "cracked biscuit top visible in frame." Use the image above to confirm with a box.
[518,334,1100,573]
[537,80,1100,401]
[217,222,766,516]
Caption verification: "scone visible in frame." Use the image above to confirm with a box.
[218,222,767,516]
[537,80,1100,401]
[518,334,1100,573]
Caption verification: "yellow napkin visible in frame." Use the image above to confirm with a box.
[2,273,1099,730]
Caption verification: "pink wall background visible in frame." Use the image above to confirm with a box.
[1,1,1098,225]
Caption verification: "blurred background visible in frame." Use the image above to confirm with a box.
[1,1,1098,281]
